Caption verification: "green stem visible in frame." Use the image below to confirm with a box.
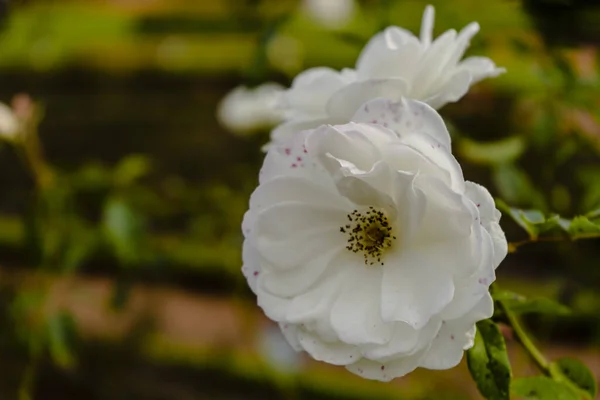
[498,299,550,375]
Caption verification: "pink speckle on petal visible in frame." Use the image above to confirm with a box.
[476,203,481,207]
[371,120,377,124]
[253,271,259,277]
[380,365,385,371]
[284,148,291,155]
[291,163,297,168]
[450,335,455,340]
[296,156,302,162]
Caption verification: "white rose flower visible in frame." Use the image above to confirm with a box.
[269,4,504,147]
[242,97,507,381]
[302,0,356,29]
[0,102,21,141]
[217,83,285,136]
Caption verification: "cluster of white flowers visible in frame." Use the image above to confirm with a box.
[237,5,508,382]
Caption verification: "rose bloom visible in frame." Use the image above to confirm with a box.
[242,98,507,381]
[269,4,505,147]
[217,83,285,136]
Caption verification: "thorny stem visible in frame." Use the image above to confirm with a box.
[497,296,550,375]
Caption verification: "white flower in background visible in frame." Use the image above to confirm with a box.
[269,4,504,146]
[302,0,355,29]
[0,102,20,141]
[217,83,285,135]
[242,98,507,381]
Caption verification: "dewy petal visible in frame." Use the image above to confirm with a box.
[380,247,455,329]
[346,346,428,382]
[351,98,452,149]
[420,292,493,370]
[326,79,409,122]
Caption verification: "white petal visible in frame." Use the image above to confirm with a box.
[255,201,346,269]
[250,176,342,210]
[381,247,455,329]
[330,258,392,345]
[420,292,493,370]
[326,79,409,122]
[261,247,341,297]
[422,69,472,109]
[459,56,506,84]
[410,29,457,99]
[420,5,435,46]
[297,329,360,365]
[346,348,427,381]
[351,98,452,149]
[241,239,261,293]
[361,318,440,361]
[412,174,474,244]
[355,27,421,80]
[284,67,354,118]
[279,322,302,351]
[439,227,495,320]
[267,116,332,149]
[465,181,508,268]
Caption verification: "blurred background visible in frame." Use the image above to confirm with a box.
[0,0,599,399]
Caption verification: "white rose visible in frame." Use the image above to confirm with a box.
[302,0,356,29]
[269,4,504,147]
[242,97,507,381]
[217,83,285,135]
[0,102,20,141]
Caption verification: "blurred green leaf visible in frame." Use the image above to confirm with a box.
[566,216,600,238]
[467,319,512,400]
[492,164,546,209]
[493,291,571,316]
[495,200,565,239]
[457,136,526,166]
[63,222,99,273]
[113,154,152,188]
[47,312,77,369]
[511,376,579,400]
[102,196,146,265]
[550,358,597,399]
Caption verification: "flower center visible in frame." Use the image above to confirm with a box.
[340,207,396,266]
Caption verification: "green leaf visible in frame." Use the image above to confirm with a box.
[457,136,526,165]
[493,291,571,316]
[550,358,597,399]
[113,154,152,187]
[566,216,600,239]
[466,319,512,400]
[495,200,564,240]
[102,196,145,265]
[47,312,77,369]
[511,376,579,400]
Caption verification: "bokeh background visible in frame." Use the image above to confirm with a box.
[0,0,599,399]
